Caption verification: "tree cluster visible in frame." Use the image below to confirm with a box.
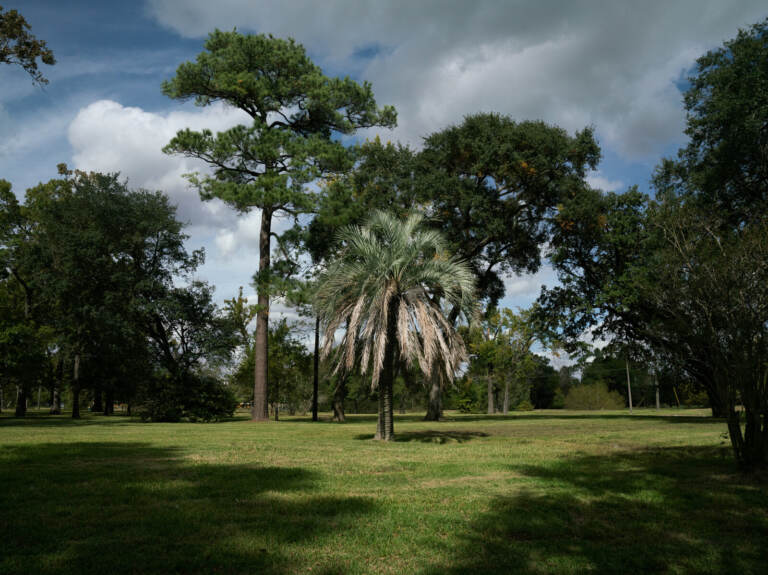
[0,170,238,421]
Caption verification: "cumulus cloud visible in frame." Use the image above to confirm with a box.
[586,171,624,193]
[146,0,767,160]
[68,99,253,227]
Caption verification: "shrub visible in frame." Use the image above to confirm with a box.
[136,373,237,422]
[515,399,534,411]
[564,382,625,410]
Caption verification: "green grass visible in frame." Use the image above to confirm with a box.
[1,408,766,574]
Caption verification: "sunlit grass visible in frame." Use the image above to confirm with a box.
[1,408,766,574]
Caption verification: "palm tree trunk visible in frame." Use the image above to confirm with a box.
[424,369,442,421]
[380,299,398,440]
[375,389,383,440]
[252,208,272,422]
[332,374,347,423]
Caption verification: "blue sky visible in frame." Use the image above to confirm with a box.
[2,1,767,358]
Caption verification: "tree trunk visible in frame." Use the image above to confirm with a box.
[375,389,383,440]
[0,385,3,413]
[487,375,494,415]
[50,356,62,415]
[312,315,320,422]
[378,299,398,441]
[71,354,81,419]
[503,380,510,415]
[706,388,728,417]
[332,374,347,423]
[655,372,660,410]
[625,357,633,413]
[104,388,114,415]
[252,208,272,422]
[424,369,442,421]
[15,385,27,417]
[93,387,103,413]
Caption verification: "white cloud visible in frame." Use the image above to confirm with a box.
[586,171,623,193]
[68,99,252,227]
[146,0,767,160]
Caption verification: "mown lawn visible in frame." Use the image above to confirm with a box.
[1,409,766,574]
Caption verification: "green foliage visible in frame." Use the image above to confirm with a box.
[420,113,600,307]
[0,5,55,84]
[515,399,534,411]
[162,29,396,247]
[136,373,237,423]
[528,355,560,409]
[654,18,768,222]
[564,382,625,410]
[452,379,482,413]
[315,211,476,438]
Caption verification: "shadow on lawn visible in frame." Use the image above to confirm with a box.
[444,413,719,424]
[421,446,768,575]
[0,442,374,575]
[354,430,489,443]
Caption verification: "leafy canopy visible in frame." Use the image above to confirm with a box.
[0,5,55,84]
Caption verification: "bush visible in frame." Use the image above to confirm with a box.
[515,399,534,411]
[184,375,238,422]
[136,373,237,422]
[564,382,625,410]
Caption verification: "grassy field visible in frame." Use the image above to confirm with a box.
[1,409,766,574]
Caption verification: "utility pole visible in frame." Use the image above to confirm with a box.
[625,357,633,414]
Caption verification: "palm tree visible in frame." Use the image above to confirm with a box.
[315,211,476,440]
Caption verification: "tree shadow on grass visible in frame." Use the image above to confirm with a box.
[446,413,718,424]
[0,442,375,575]
[420,446,768,575]
[354,430,489,444]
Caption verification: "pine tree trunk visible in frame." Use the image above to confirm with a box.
[252,208,272,422]
[424,369,442,421]
[312,315,320,422]
[71,354,81,419]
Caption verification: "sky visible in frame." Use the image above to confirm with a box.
[2,0,767,362]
